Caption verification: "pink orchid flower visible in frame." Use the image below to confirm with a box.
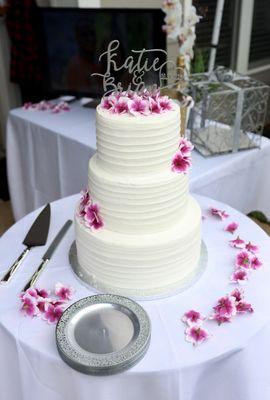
[43,304,63,324]
[178,138,194,155]
[236,301,254,314]
[149,97,162,114]
[55,282,75,301]
[78,189,91,217]
[235,251,251,269]
[229,236,246,249]
[230,288,244,302]
[225,222,238,234]
[230,268,249,284]
[245,242,259,254]
[36,288,50,298]
[128,96,150,116]
[112,97,129,114]
[21,296,40,318]
[210,295,237,324]
[101,96,115,111]
[171,151,191,174]
[21,288,39,300]
[251,256,263,270]
[182,310,206,327]
[210,207,229,220]
[185,325,210,346]
[36,298,51,313]
[159,96,173,112]
[84,203,104,230]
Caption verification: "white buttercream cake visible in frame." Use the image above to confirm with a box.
[75,93,201,297]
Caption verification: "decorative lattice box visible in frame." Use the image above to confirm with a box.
[189,72,269,157]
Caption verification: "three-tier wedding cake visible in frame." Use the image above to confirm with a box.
[74,91,201,297]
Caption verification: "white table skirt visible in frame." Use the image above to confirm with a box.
[6,102,270,221]
[0,194,270,400]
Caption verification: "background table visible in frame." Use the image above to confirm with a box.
[0,194,270,400]
[7,101,270,221]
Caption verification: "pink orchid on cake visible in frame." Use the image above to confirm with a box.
[171,137,193,174]
[100,90,175,116]
[77,189,104,230]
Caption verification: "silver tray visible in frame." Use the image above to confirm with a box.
[56,294,151,375]
[69,241,208,300]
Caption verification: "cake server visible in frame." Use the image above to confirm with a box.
[1,204,51,283]
[22,220,72,292]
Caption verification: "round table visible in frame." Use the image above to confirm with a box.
[0,194,270,400]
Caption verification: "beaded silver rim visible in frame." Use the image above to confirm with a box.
[56,294,151,375]
[69,241,208,300]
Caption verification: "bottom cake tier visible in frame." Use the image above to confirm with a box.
[74,196,202,297]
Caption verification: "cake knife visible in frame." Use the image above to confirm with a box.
[1,204,51,283]
[22,220,72,292]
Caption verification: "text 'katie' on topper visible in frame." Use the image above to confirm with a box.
[91,40,183,96]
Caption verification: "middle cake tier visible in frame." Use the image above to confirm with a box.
[88,154,189,234]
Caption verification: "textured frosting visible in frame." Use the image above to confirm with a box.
[95,103,180,174]
[75,196,201,296]
[88,154,189,234]
[75,99,202,297]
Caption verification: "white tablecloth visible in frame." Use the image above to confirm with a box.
[6,102,270,221]
[0,194,270,400]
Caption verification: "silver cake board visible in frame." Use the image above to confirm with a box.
[68,241,208,301]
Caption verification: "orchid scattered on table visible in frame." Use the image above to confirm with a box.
[181,204,264,346]
[23,100,70,114]
[182,287,254,345]
[210,295,237,324]
[171,137,193,174]
[43,304,64,325]
[246,242,259,254]
[235,251,251,269]
[77,189,104,230]
[250,256,263,270]
[210,207,229,220]
[55,282,75,301]
[229,236,246,249]
[230,268,249,284]
[20,283,75,324]
[185,325,210,346]
[21,295,40,318]
[182,309,205,326]
[225,222,238,234]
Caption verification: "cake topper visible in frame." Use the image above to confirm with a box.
[91,40,183,96]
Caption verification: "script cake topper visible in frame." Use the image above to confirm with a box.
[91,40,183,96]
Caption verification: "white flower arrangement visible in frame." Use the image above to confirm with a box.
[162,1,201,60]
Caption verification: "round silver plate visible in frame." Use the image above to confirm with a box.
[69,241,208,300]
[56,294,151,375]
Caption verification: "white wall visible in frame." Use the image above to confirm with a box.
[0,16,21,151]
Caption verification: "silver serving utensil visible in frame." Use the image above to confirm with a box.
[22,220,72,292]
[1,204,51,283]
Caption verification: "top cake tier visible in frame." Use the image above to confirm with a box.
[95,100,180,175]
